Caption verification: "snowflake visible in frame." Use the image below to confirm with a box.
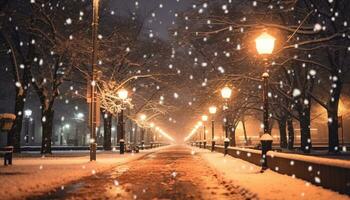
[292,88,301,97]
[66,18,72,25]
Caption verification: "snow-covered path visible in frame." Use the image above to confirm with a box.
[28,145,253,200]
[1,145,348,200]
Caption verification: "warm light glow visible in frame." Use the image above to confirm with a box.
[149,122,155,128]
[139,114,147,121]
[209,106,217,114]
[255,32,276,55]
[221,86,232,99]
[117,88,128,100]
[155,127,175,142]
[197,121,203,126]
[201,115,208,122]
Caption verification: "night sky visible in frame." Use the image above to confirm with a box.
[0,0,194,140]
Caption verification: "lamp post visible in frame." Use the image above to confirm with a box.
[24,110,32,144]
[255,31,275,171]
[201,115,208,149]
[74,112,84,146]
[88,0,100,161]
[197,121,203,148]
[139,114,147,150]
[149,122,155,148]
[117,88,128,154]
[209,106,217,152]
[221,86,232,155]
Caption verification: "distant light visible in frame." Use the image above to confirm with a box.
[24,109,32,117]
[221,86,232,99]
[117,88,128,100]
[139,114,147,121]
[209,106,217,114]
[76,112,84,120]
[201,115,208,122]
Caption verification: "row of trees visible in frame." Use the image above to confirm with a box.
[0,0,177,153]
[173,0,350,153]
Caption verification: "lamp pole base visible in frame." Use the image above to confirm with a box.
[211,141,215,152]
[90,143,97,161]
[224,141,229,156]
[119,140,125,154]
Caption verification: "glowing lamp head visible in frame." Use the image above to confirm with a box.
[255,32,276,55]
[150,122,155,128]
[197,121,203,126]
[201,115,208,122]
[117,88,128,100]
[209,106,217,114]
[221,86,232,99]
[139,114,147,121]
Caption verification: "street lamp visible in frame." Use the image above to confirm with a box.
[221,86,232,100]
[117,88,128,100]
[24,109,33,144]
[209,106,217,152]
[201,115,208,149]
[149,122,155,148]
[255,31,275,172]
[197,121,203,147]
[89,0,100,161]
[117,88,128,154]
[139,114,147,122]
[139,114,147,149]
[255,32,276,55]
[221,86,232,155]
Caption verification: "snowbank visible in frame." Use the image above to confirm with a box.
[193,147,349,200]
[267,151,350,169]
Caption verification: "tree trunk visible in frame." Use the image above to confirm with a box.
[327,75,342,153]
[278,117,288,149]
[41,109,54,154]
[117,111,125,144]
[102,111,112,151]
[287,117,294,150]
[7,93,25,152]
[299,108,312,153]
[241,117,248,144]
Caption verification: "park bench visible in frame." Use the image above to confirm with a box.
[0,146,13,166]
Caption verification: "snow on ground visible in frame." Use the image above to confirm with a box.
[0,146,167,200]
[193,147,349,200]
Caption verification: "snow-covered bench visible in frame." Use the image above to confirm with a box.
[0,146,13,166]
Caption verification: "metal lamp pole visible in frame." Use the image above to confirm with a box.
[255,31,275,172]
[199,126,202,148]
[209,106,217,152]
[262,72,269,135]
[221,86,232,155]
[203,124,206,149]
[118,110,125,154]
[201,115,208,149]
[89,0,100,161]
